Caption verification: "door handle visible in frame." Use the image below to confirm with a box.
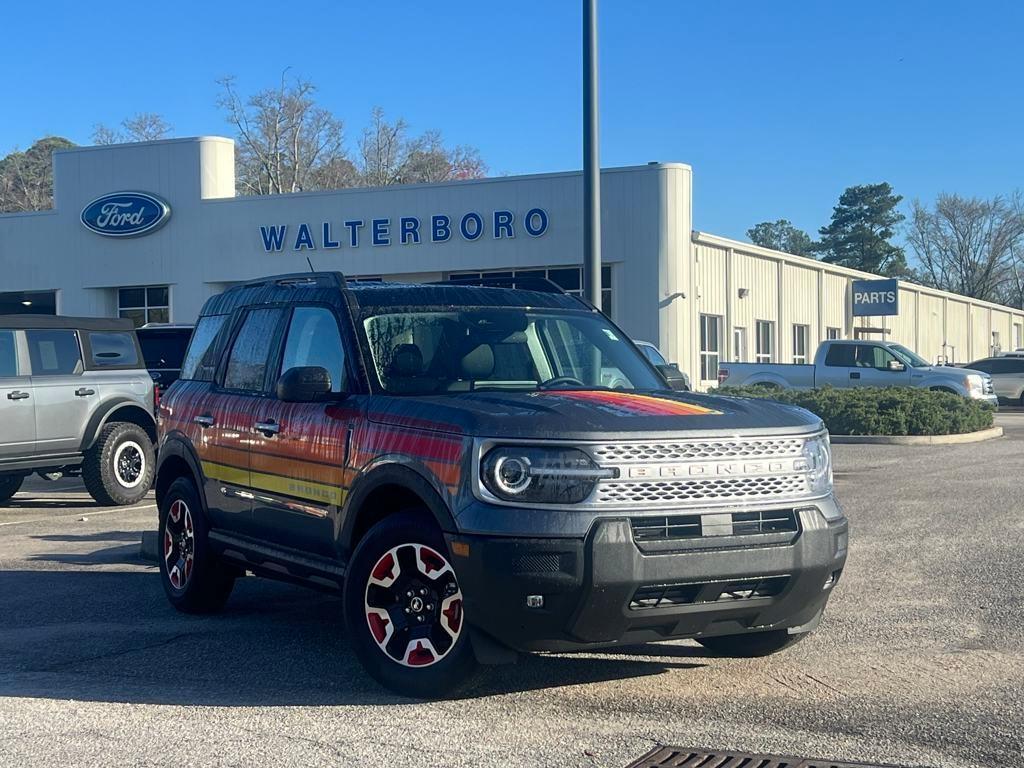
[6,391,30,401]
[850,372,861,379]
[75,387,96,397]
[193,414,216,428]
[254,420,280,437]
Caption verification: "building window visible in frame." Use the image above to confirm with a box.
[755,320,775,363]
[118,286,169,327]
[699,314,722,381]
[992,331,1002,356]
[792,324,809,364]
[733,327,747,362]
[1014,323,1023,350]
[449,265,612,316]
[826,327,841,340]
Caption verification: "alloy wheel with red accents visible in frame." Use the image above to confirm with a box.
[158,477,236,614]
[364,543,464,668]
[163,499,195,591]
[344,510,478,697]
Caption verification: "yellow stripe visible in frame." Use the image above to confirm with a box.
[202,460,249,487]
[202,460,346,507]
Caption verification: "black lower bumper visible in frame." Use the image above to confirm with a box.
[447,505,848,653]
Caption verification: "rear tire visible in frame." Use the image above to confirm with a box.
[0,474,24,504]
[82,422,155,506]
[158,477,236,614]
[697,629,806,657]
[343,510,477,698]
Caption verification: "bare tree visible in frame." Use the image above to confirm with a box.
[908,192,1024,304]
[217,72,353,195]
[357,107,487,186]
[92,113,172,145]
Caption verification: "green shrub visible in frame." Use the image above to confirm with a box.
[711,385,994,436]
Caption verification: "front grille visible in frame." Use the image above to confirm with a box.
[597,474,808,506]
[984,378,994,394]
[591,437,804,464]
[630,575,789,610]
[631,509,799,542]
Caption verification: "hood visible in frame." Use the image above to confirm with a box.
[921,365,987,379]
[366,389,822,440]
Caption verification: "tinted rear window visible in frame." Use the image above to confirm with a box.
[138,329,192,369]
[88,332,140,367]
[824,343,857,367]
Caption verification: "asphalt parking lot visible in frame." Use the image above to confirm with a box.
[1,413,1022,768]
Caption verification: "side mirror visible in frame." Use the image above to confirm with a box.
[276,366,332,402]
[887,360,906,372]
[656,363,690,391]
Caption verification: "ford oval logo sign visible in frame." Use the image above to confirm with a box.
[80,192,171,237]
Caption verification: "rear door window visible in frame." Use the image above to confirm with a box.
[26,330,82,376]
[223,308,285,392]
[823,343,857,367]
[88,332,140,367]
[0,330,17,377]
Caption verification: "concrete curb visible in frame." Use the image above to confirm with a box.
[140,530,160,562]
[831,426,1003,445]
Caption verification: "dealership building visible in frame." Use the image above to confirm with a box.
[2,136,1023,388]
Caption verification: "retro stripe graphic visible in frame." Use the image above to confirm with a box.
[160,385,467,510]
[541,390,721,417]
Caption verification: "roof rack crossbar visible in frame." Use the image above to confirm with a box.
[429,276,569,295]
[240,272,348,290]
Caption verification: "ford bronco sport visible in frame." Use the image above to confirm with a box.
[154,273,847,697]
[0,315,157,505]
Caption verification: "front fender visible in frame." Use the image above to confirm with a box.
[340,459,458,550]
[154,434,208,512]
[917,376,968,395]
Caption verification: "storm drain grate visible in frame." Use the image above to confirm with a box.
[625,746,913,768]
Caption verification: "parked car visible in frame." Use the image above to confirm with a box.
[154,273,847,697]
[136,323,194,389]
[634,340,691,391]
[719,339,998,406]
[964,356,1024,405]
[0,315,157,505]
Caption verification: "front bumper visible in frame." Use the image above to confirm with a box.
[974,393,1000,408]
[448,501,847,653]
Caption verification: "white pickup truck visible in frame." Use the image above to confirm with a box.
[718,339,998,405]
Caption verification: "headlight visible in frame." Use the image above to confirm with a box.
[480,446,615,504]
[800,433,833,495]
[964,375,984,394]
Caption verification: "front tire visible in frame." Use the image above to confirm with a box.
[82,422,156,506]
[0,474,24,504]
[159,477,236,613]
[697,629,806,657]
[343,510,477,698]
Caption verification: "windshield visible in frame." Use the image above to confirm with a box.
[362,308,664,395]
[889,344,930,368]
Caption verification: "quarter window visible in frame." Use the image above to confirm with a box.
[792,324,809,364]
[180,316,228,382]
[0,330,17,377]
[119,286,170,327]
[755,321,775,364]
[280,307,348,394]
[223,308,284,392]
[26,330,82,376]
[699,314,721,381]
[824,343,857,367]
[88,332,139,367]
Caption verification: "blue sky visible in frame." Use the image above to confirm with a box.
[2,0,1021,243]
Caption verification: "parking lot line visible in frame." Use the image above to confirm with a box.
[0,502,157,528]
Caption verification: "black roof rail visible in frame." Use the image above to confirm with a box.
[240,272,348,290]
[432,275,568,295]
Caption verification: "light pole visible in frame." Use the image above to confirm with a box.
[583,0,601,309]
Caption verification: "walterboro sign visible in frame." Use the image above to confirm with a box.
[259,207,549,252]
[81,192,172,237]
